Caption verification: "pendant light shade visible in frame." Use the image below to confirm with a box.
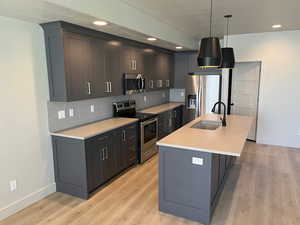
[198,37,222,68]
[197,0,222,68]
[221,47,235,68]
[221,15,235,68]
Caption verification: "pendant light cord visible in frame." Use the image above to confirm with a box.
[226,17,229,47]
[209,0,213,37]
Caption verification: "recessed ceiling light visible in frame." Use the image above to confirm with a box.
[272,24,282,29]
[147,37,157,41]
[93,21,108,26]
[176,46,183,49]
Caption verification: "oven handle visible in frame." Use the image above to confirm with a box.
[141,118,158,126]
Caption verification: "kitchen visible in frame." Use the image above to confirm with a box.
[0,0,300,225]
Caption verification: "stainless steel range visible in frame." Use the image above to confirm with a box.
[113,100,158,163]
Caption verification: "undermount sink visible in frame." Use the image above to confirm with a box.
[191,120,222,130]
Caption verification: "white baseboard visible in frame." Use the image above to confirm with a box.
[0,183,56,221]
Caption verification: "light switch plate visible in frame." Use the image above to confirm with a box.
[69,108,74,117]
[90,105,95,113]
[143,96,147,102]
[58,110,65,119]
[9,180,17,192]
[192,157,203,166]
[181,91,185,97]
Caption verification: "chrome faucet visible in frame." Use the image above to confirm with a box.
[211,101,227,127]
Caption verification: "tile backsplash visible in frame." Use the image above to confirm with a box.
[169,89,185,102]
[48,90,169,132]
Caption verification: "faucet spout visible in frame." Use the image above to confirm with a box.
[211,101,227,127]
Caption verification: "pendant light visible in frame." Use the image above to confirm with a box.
[198,0,222,68]
[221,15,235,68]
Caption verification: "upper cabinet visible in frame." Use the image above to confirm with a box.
[41,21,174,102]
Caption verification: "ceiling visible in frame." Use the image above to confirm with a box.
[0,0,188,50]
[1,0,300,50]
[121,0,300,39]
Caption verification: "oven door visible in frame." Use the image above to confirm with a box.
[140,118,158,159]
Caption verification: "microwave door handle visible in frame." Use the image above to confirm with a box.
[141,78,145,90]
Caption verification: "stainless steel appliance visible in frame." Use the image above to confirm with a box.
[113,100,158,163]
[185,75,221,123]
[123,73,145,95]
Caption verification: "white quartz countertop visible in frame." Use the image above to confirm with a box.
[157,114,254,156]
[50,117,138,140]
[139,102,183,114]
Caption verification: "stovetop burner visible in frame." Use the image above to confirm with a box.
[113,100,157,122]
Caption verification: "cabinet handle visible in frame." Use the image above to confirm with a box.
[122,130,126,141]
[87,82,91,95]
[166,80,170,87]
[101,149,105,160]
[133,60,137,70]
[105,147,108,159]
[169,118,172,127]
[109,82,112,93]
[105,82,109,93]
[174,111,177,118]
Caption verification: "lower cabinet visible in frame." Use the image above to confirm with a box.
[52,122,138,199]
[158,106,183,140]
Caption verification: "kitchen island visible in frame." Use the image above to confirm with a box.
[156,114,253,225]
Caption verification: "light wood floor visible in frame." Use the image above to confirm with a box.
[1,142,300,225]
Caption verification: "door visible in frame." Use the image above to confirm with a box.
[105,40,123,96]
[63,32,92,101]
[90,37,107,98]
[143,48,156,91]
[85,139,104,192]
[230,62,261,141]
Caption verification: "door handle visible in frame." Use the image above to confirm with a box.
[122,130,126,141]
[109,82,112,93]
[101,149,105,160]
[87,82,91,95]
[105,82,109,93]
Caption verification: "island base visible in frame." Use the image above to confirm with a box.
[159,146,236,225]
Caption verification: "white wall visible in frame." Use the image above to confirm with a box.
[228,30,300,148]
[0,16,55,220]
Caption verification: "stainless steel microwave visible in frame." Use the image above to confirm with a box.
[123,73,145,95]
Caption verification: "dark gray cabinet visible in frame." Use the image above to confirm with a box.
[174,52,189,88]
[52,122,138,199]
[42,21,174,102]
[158,106,183,140]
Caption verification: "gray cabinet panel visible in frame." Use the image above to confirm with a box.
[174,53,189,88]
[64,32,92,101]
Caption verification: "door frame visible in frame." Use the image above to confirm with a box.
[227,61,262,141]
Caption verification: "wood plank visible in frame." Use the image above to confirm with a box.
[1,142,299,225]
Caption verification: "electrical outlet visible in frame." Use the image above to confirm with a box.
[9,180,17,192]
[90,105,95,113]
[181,91,184,97]
[69,108,74,117]
[143,96,147,102]
[58,110,65,119]
[192,157,203,166]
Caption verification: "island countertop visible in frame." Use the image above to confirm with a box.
[139,102,183,114]
[157,114,254,156]
[50,117,138,140]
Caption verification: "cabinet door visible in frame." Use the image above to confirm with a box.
[167,53,175,88]
[143,48,156,91]
[105,40,123,96]
[211,154,220,204]
[174,53,189,88]
[155,52,167,89]
[63,32,92,101]
[85,138,104,192]
[174,106,183,130]
[96,134,116,182]
[120,44,138,73]
[219,155,226,186]
[90,37,107,98]
[125,123,138,166]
